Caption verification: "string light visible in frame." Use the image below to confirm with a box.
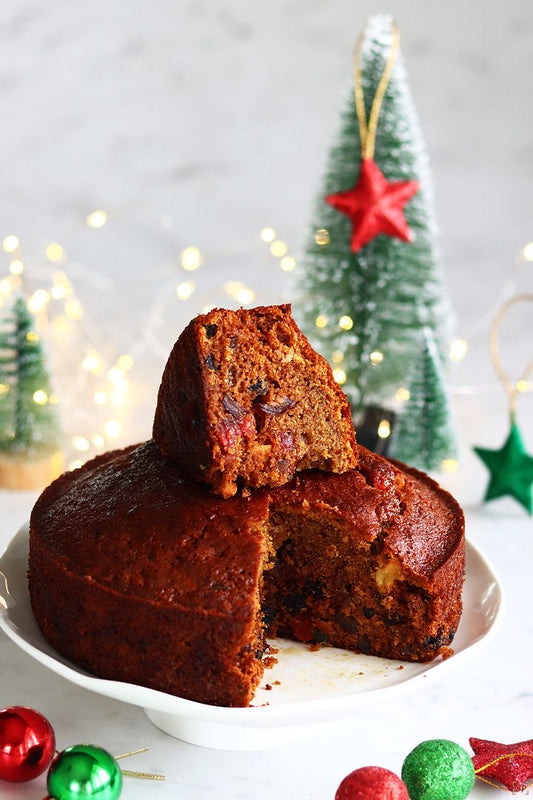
[2,235,19,253]
[52,316,69,335]
[117,354,134,371]
[94,391,108,406]
[0,218,139,472]
[270,240,287,258]
[111,378,130,396]
[315,314,328,329]
[72,436,90,452]
[339,315,354,331]
[224,281,243,296]
[395,387,410,402]
[82,350,102,373]
[450,338,468,362]
[9,259,23,275]
[108,367,125,384]
[85,210,108,229]
[224,281,255,305]
[27,289,51,313]
[176,281,195,300]
[32,390,48,405]
[332,350,344,364]
[50,284,66,300]
[64,297,83,319]
[280,256,296,272]
[332,368,347,385]
[522,242,533,261]
[8,274,22,292]
[441,459,459,473]
[517,379,531,393]
[370,350,384,365]
[260,227,276,243]
[180,246,202,271]
[236,287,255,304]
[52,271,73,297]
[314,229,330,246]
[104,419,121,438]
[45,242,65,263]
[377,419,391,438]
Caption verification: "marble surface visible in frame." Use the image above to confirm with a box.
[1,1,533,798]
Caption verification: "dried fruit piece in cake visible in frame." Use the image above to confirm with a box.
[152,304,357,497]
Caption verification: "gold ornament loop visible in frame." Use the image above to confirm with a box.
[474,750,533,792]
[114,747,166,781]
[353,18,401,161]
[489,292,533,417]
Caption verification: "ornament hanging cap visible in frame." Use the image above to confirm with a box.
[353,18,401,160]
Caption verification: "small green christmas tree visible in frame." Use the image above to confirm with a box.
[0,296,61,458]
[390,327,457,470]
[295,14,457,469]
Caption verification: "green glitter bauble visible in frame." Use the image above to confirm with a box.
[401,739,475,800]
[47,744,122,800]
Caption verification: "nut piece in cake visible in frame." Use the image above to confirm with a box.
[153,304,358,497]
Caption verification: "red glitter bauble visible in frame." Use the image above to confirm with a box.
[0,706,56,782]
[336,766,409,800]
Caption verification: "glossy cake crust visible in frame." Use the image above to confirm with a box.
[28,440,464,708]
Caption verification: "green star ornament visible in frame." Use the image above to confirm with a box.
[474,418,533,514]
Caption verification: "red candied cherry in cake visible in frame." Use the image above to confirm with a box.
[335,766,409,799]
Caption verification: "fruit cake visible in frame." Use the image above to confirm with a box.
[28,440,464,708]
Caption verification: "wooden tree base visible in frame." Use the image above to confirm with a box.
[0,450,64,490]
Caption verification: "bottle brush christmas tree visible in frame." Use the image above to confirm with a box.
[389,327,458,470]
[295,14,457,471]
[0,295,63,489]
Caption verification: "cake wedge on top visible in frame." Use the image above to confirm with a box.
[153,304,357,497]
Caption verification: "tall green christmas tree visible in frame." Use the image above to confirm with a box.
[0,296,61,457]
[295,15,457,470]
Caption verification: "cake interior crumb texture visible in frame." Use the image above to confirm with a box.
[153,304,357,497]
[28,441,464,708]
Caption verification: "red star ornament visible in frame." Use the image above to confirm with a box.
[326,158,420,252]
[470,737,533,792]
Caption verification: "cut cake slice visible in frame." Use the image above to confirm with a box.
[153,304,357,497]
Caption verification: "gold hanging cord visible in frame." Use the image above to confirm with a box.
[489,293,533,417]
[353,19,401,161]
